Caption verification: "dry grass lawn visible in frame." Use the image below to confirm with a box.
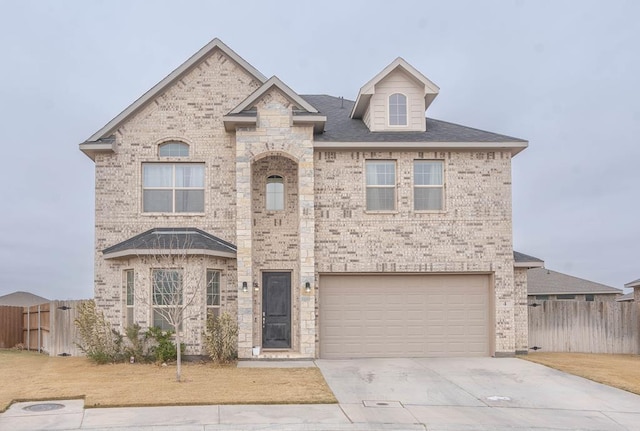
[0,350,336,412]
[522,352,640,395]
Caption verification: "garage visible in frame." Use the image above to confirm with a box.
[319,274,491,359]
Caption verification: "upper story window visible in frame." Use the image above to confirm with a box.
[414,160,444,211]
[142,163,204,213]
[366,160,396,211]
[389,93,407,126]
[158,141,189,157]
[266,175,284,211]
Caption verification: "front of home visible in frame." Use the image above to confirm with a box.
[81,38,532,359]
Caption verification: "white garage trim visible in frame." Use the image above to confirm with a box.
[319,274,493,359]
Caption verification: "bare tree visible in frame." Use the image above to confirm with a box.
[133,232,209,382]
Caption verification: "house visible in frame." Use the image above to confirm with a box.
[80,38,532,359]
[618,278,640,302]
[527,268,622,302]
[0,291,49,307]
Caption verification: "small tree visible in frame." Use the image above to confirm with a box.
[134,233,208,381]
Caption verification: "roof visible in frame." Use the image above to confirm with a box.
[302,95,528,153]
[0,291,50,306]
[625,278,640,289]
[103,228,237,259]
[527,268,622,296]
[616,292,634,302]
[513,251,544,268]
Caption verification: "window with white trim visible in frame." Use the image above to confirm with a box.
[366,160,396,211]
[206,269,221,317]
[152,269,182,331]
[124,269,134,327]
[266,175,284,210]
[158,141,189,157]
[414,160,444,211]
[389,93,407,126]
[143,163,204,213]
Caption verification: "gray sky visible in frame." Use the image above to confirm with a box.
[1,0,638,300]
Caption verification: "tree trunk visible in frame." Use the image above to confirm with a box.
[176,330,182,382]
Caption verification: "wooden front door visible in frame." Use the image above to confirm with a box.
[262,272,291,348]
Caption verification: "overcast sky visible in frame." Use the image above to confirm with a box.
[0,0,638,300]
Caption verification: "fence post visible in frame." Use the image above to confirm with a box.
[26,307,30,351]
[37,305,41,353]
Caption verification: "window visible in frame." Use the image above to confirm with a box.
[585,294,595,302]
[158,141,189,157]
[206,270,221,317]
[152,269,182,331]
[556,294,576,300]
[389,93,407,126]
[535,295,550,300]
[143,163,204,213]
[366,160,396,211]
[266,175,284,210]
[414,160,444,211]
[124,270,134,327]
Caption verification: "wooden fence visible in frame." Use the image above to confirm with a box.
[0,306,24,348]
[528,300,639,354]
[0,300,89,356]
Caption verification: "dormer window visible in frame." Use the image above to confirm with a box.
[389,93,407,126]
[159,141,189,157]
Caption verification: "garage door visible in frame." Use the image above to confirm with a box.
[319,274,490,358]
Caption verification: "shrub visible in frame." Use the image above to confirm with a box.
[146,326,184,363]
[74,300,124,364]
[124,324,154,363]
[203,312,238,364]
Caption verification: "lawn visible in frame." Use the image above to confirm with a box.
[522,352,640,395]
[0,350,336,412]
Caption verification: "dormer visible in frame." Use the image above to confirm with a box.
[350,58,439,132]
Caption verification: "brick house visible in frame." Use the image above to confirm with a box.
[80,38,534,359]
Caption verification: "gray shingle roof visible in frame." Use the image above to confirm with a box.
[0,291,50,306]
[513,251,544,264]
[103,228,236,258]
[625,278,640,288]
[301,95,527,143]
[616,292,634,302]
[527,268,622,295]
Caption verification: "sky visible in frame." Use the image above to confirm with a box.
[0,0,638,300]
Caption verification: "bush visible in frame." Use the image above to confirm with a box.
[74,301,124,364]
[124,324,154,363]
[203,312,238,364]
[146,326,184,363]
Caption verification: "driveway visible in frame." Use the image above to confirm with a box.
[316,357,640,430]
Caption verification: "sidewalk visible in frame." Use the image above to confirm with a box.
[0,399,424,431]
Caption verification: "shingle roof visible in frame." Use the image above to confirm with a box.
[625,278,640,289]
[616,292,634,302]
[513,251,544,266]
[301,95,527,143]
[103,228,236,259]
[0,291,50,306]
[527,268,622,296]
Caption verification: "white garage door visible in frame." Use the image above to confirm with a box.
[319,274,491,359]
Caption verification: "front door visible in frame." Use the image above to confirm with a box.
[262,272,291,348]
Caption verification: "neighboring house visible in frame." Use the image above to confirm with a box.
[528,268,622,302]
[619,278,640,302]
[80,38,532,359]
[0,291,49,307]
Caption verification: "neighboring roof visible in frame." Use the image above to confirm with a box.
[0,291,49,307]
[302,95,528,154]
[513,251,544,268]
[616,292,634,302]
[350,57,440,119]
[527,268,622,296]
[103,228,237,259]
[80,38,267,159]
[625,278,640,289]
[224,76,326,133]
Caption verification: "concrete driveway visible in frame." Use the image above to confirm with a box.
[316,357,640,430]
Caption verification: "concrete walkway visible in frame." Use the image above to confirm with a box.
[2,358,640,430]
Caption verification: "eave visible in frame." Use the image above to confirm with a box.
[313,140,528,156]
[103,248,237,260]
[514,261,545,269]
[79,140,115,161]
